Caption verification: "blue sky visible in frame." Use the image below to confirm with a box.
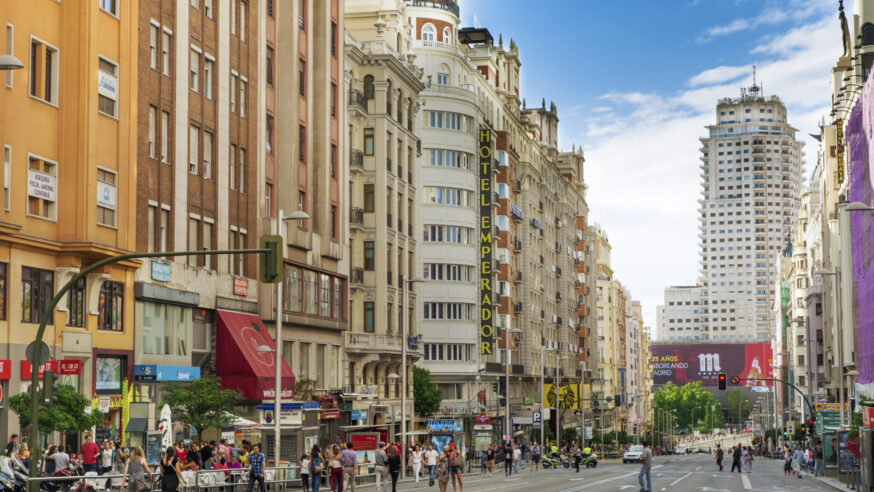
[461,0,842,331]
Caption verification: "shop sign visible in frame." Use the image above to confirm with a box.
[512,416,533,425]
[523,396,534,405]
[151,261,171,282]
[98,70,118,101]
[59,360,81,375]
[479,128,493,356]
[135,365,201,382]
[233,277,248,296]
[476,414,489,424]
[408,335,418,350]
[530,217,541,229]
[510,203,524,220]
[350,409,368,421]
[360,385,379,397]
[427,419,462,432]
[97,180,116,210]
[864,407,874,428]
[27,169,57,202]
[0,360,11,380]
[98,398,111,414]
[473,424,491,431]
[20,360,58,379]
[439,403,487,416]
[320,409,340,420]
[815,403,844,412]
[260,408,302,426]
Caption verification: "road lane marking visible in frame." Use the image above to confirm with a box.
[741,473,751,490]
[670,472,693,486]
[558,471,638,492]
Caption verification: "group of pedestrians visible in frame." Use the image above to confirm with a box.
[782,442,823,478]
[720,444,753,473]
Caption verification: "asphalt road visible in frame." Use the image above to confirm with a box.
[357,453,839,492]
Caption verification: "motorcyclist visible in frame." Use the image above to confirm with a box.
[582,446,593,458]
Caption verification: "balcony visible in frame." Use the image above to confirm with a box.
[351,267,365,286]
[420,84,475,103]
[350,207,364,229]
[350,149,364,171]
[514,239,522,252]
[348,90,367,114]
[387,158,393,173]
[387,213,393,228]
[513,272,521,283]
[513,302,523,312]
[345,331,405,355]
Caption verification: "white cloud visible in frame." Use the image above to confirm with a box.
[696,0,832,42]
[573,13,840,331]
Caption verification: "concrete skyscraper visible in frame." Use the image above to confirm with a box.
[697,83,804,342]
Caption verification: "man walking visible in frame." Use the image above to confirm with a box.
[730,444,742,473]
[426,444,438,486]
[638,441,652,492]
[374,442,388,492]
[512,444,521,474]
[341,441,357,491]
[503,442,513,476]
[530,442,541,472]
[486,445,495,477]
[792,445,806,479]
[814,442,824,477]
[715,444,724,472]
[80,434,100,474]
[246,444,266,492]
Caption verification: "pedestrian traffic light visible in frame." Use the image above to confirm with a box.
[259,235,284,283]
[718,373,727,390]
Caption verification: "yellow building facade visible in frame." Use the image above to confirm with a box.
[0,0,139,440]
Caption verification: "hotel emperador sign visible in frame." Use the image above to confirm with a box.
[479,129,493,355]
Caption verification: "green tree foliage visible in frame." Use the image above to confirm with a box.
[9,384,103,435]
[653,381,722,433]
[162,376,242,438]
[413,366,442,416]
[724,390,752,422]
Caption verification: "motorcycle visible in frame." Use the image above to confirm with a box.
[41,460,93,492]
[580,453,598,468]
[0,455,29,492]
[540,454,569,469]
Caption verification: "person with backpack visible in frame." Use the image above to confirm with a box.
[530,442,541,473]
[730,444,742,472]
[503,442,513,476]
[387,445,401,492]
[449,447,463,492]
[715,444,724,471]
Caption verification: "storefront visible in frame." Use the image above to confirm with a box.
[256,402,320,464]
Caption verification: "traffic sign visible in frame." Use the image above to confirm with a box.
[729,375,740,385]
[26,341,51,366]
[476,414,490,424]
[786,421,795,435]
[533,411,541,424]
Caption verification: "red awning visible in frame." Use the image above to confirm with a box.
[215,310,295,400]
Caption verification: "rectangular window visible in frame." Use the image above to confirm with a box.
[299,60,305,96]
[331,82,337,116]
[161,111,170,163]
[188,217,199,266]
[202,131,213,179]
[285,266,301,311]
[333,278,343,319]
[30,38,58,104]
[239,0,247,41]
[230,74,236,113]
[191,0,198,8]
[161,31,171,75]
[147,205,156,253]
[331,22,337,56]
[98,281,124,332]
[203,57,213,99]
[238,231,247,275]
[330,205,337,239]
[3,145,10,210]
[66,277,85,327]
[266,115,274,154]
[100,0,118,15]
[330,144,336,177]
[239,148,246,191]
[139,302,191,356]
[239,78,246,117]
[189,125,198,174]
[5,24,13,88]
[189,48,199,92]
[159,207,169,252]
[364,128,374,155]
[231,0,236,34]
[364,241,375,270]
[27,155,57,220]
[97,57,118,117]
[204,0,212,18]
[364,302,375,332]
[267,0,274,17]
[299,343,309,381]
[202,221,213,269]
[230,144,237,190]
[265,183,272,215]
[316,344,326,388]
[148,106,156,158]
[303,270,317,315]
[320,274,331,317]
[364,184,374,212]
[266,45,274,86]
[149,24,158,69]
[21,266,53,324]
[96,168,117,227]
[298,125,306,161]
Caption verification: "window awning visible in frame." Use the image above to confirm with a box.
[215,310,295,400]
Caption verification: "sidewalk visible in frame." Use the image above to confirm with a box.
[761,456,854,492]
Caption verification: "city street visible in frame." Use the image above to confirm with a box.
[366,454,838,492]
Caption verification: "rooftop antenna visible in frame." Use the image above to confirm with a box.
[749,64,760,96]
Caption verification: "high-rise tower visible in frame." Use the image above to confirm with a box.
[698,84,804,342]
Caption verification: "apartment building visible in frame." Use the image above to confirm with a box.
[0,0,138,441]
[656,285,705,342]
[344,2,425,433]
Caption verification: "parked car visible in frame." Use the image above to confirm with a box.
[623,445,645,464]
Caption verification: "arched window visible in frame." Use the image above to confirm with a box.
[396,89,404,123]
[407,97,414,131]
[386,80,393,115]
[364,75,374,99]
[422,24,436,42]
[443,28,452,45]
[863,23,874,47]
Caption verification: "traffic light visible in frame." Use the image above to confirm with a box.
[807,418,816,435]
[800,424,807,434]
[718,373,727,390]
[259,235,284,283]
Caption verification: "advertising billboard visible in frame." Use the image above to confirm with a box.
[651,343,773,387]
[479,128,493,355]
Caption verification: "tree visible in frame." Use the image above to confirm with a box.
[653,381,720,433]
[162,376,242,438]
[9,384,103,437]
[413,366,442,416]
[724,390,751,422]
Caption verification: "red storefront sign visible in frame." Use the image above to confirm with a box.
[20,360,58,379]
[864,407,874,428]
[0,360,11,380]
[233,278,248,296]
[20,360,80,379]
[59,360,81,375]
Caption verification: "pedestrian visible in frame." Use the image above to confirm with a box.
[246,444,267,492]
[340,442,357,492]
[80,434,100,474]
[449,446,463,492]
[300,454,311,492]
[814,442,824,477]
[435,447,450,492]
[638,441,652,492]
[792,445,805,479]
[52,445,70,474]
[374,442,388,492]
[485,445,494,477]
[783,445,792,475]
[4,434,18,458]
[740,446,751,473]
[330,445,343,492]
[310,445,325,492]
[512,444,521,474]
[100,440,115,489]
[530,442,541,472]
[730,444,741,473]
[387,445,401,492]
[122,447,153,492]
[43,445,56,477]
[503,442,513,476]
[715,444,724,471]
[410,444,422,487]
[426,444,438,487]
[160,446,187,492]
[572,445,581,473]
[479,450,486,477]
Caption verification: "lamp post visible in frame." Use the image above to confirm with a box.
[0,54,24,71]
[401,276,424,479]
[540,347,557,444]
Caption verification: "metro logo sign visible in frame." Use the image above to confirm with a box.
[479,129,493,355]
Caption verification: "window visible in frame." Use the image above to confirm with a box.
[139,302,191,356]
[159,207,169,252]
[298,0,305,29]
[98,281,124,331]
[204,0,212,18]
[298,125,306,161]
[265,183,272,214]
[230,74,236,112]
[231,0,236,34]
[422,24,435,41]
[239,78,246,116]
[303,270,317,315]
[240,1,247,40]
[266,115,274,154]
[320,274,331,317]
[3,145,11,210]
[188,217,199,265]
[202,131,213,179]
[330,144,336,177]
[66,277,85,327]
[100,0,118,16]
[203,57,214,99]
[202,221,213,269]
[30,38,58,104]
[331,22,337,56]
[161,31,171,75]
[331,83,337,116]
[330,205,337,239]
[96,167,117,227]
[299,60,305,96]
[239,147,246,191]
[21,267,53,324]
[149,24,158,69]
[443,27,452,44]
[148,106,156,158]
[147,205,156,252]
[266,45,274,85]
[364,241,375,270]
[436,73,448,85]
[364,184,374,212]
[333,279,343,319]
[189,125,198,174]
[364,75,374,99]
[161,111,170,163]
[230,144,237,190]
[97,57,118,117]
[190,48,200,91]
[27,155,57,220]
[364,302,375,332]
[267,0,273,17]
[6,24,14,88]
[285,266,301,311]
[191,0,198,8]
[364,128,374,155]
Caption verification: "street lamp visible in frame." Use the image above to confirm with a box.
[0,54,24,71]
[400,276,423,479]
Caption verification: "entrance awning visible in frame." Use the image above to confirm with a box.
[215,310,295,400]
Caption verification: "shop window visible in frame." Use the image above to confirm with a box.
[98,281,124,332]
[95,355,124,393]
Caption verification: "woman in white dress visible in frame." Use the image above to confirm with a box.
[409,445,423,487]
[740,446,752,473]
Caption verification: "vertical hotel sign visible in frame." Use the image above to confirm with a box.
[479,129,493,355]
[837,119,845,184]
